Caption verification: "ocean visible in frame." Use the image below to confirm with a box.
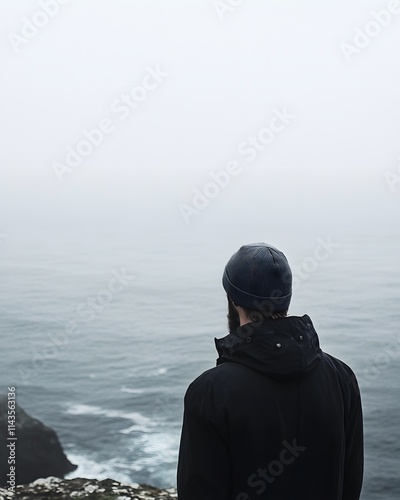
[1,230,399,499]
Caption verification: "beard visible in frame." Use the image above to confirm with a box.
[227,296,241,334]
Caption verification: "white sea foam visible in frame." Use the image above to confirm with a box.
[127,367,169,378]
[65,433,179,488]
[120,386,146,394]
[65,453,134,484]
[128,432,179,472]
[119,424,151,434]
[66,404,154,427]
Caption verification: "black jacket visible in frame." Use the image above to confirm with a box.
[177,315,363,500]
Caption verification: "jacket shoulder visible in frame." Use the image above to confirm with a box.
[184,362,245,410]
[321,352,362,409]
[185,364,226,398]
[323,352,359,383]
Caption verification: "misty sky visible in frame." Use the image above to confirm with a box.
[1,0,399,240]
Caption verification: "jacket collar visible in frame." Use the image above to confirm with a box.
[214,314,322,379]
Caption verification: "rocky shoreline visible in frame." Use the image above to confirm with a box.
[1,396,177,498]
[0,477,177,499]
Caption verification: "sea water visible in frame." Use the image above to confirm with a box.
[1,231,399,499]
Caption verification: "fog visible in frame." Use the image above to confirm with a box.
[1,0,399,241]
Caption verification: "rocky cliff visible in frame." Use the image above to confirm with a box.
[0,476,177,499]
[0,394,77,486]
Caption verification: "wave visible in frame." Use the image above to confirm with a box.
[127,367,169,378]
[120,386,147,394]
[65,453,138,485]
[65,433,178,487]
[65,404,154,428]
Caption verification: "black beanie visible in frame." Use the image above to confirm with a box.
[222,243,292,312]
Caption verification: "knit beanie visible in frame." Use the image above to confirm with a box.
[222,243,292,312]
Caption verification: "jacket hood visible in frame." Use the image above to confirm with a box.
[214,314,322,379]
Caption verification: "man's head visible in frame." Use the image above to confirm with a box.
[222,243,292,331]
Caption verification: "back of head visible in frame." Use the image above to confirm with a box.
[222,242,292,317]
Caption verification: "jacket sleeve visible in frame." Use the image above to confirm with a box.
[342,370,364,500]
[177,374,231,500]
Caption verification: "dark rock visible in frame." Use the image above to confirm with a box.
[0,477,177,499]
[0,394,77,487]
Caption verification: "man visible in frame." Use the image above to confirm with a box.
[177,243,363,500]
